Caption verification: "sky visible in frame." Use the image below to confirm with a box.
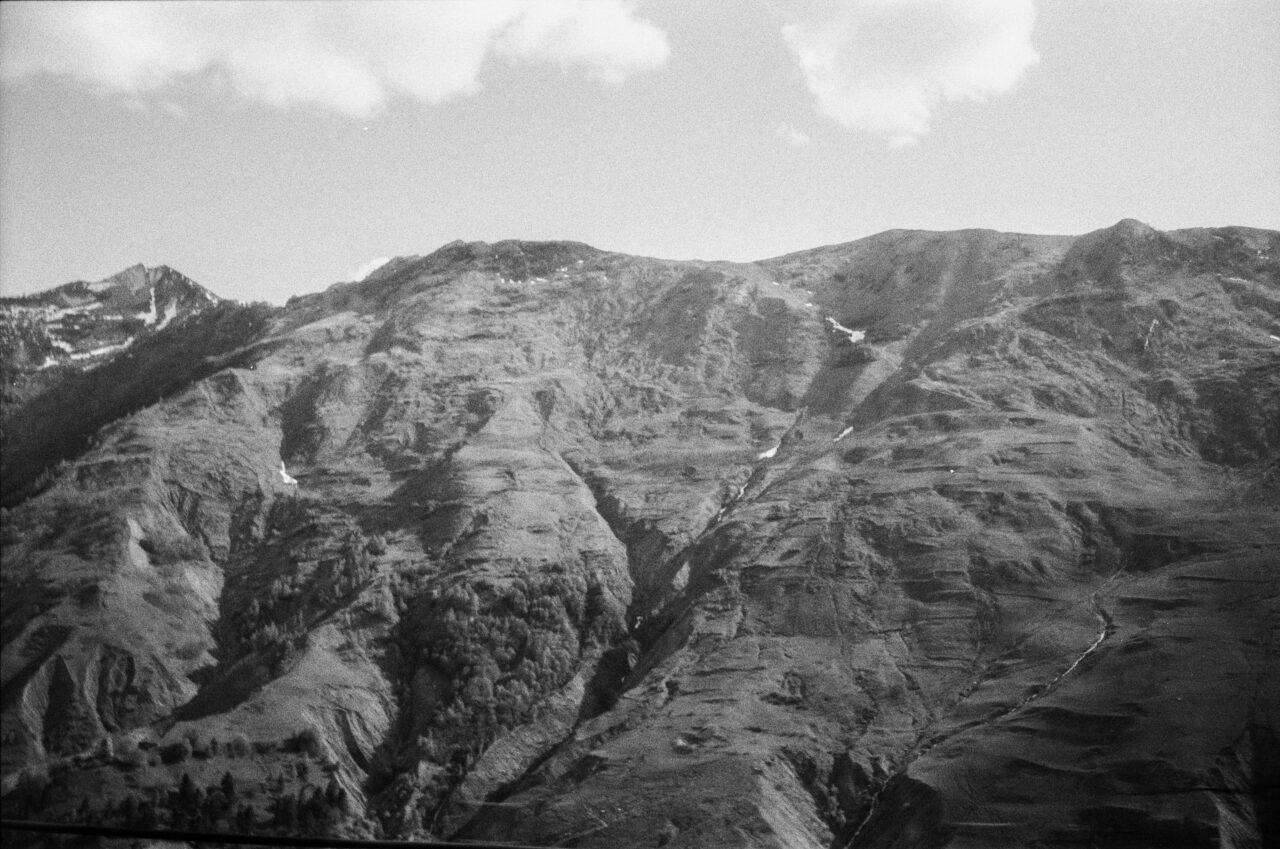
[1,0,1277,303]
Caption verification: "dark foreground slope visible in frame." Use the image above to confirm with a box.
[2,222,1278,848]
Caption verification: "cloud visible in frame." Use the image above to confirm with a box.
[778,122,812,147]
[348,256,392,282]
[0,1,670,117]
[780,0,1038,146]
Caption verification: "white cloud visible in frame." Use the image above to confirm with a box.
[348,256,392,282]
[0,1,670,117]
[778,122,812,147]
[780,0,1038,146]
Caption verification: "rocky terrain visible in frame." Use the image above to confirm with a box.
[1,264,221,425]
[1,220,1277,848]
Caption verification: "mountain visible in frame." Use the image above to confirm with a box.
[1,222,1277,848]
[0,264,220,404]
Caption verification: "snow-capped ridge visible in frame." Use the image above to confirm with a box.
[1,263,222,371]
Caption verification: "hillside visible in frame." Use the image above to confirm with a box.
[1,221,1278,848]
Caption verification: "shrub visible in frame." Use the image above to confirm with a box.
[185,728,212,759]
[226,733,253,758]
[113,736,149,770]
[160,739,192,764]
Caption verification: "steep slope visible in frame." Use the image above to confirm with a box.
[1,224,1277,848]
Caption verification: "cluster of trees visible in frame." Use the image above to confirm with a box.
[268,776,350,836]
[8,769,250,833]
[0,308,59,364]
[9,754,351,838]
[402,567,621,752]
[222,505,378,659]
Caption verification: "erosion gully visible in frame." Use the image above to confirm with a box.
[841,568,1124,848]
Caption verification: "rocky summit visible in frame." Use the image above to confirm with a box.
[1,221,1278,848]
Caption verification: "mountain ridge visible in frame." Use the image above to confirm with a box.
[1,220,1277,848]
[0,263,221,367]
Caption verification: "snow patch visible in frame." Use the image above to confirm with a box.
[70,339,134,361]
[56,301,103,319]
[672,561,690,590]
[155,299,179,330]
[757,442,780,460]
[833,426,853,442]
[1270,334,1280,342]
[278,461,298,486]
[712,483,750,524]
[136,286,158,326]
[11,302,106,321]
[825,316,865,344]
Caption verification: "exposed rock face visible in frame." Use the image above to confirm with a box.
[1,223,1277,848]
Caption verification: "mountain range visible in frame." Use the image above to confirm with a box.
[1,220,1277,848]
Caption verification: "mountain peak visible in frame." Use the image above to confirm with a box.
[93,262,150,292]
[0,263,222,377]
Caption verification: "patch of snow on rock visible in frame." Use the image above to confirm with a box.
[155,299,179,330]
[48,302,102,320]
[70,339,133,361]
[673,562,690,590]
[757,443,780,460]
[137,286,158,326]
[825,316,865,344]
[834,426,853,442]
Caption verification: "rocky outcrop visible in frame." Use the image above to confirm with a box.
[1,224,1277,847]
